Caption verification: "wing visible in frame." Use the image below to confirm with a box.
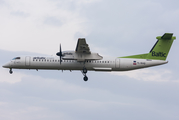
[75,38,91,54]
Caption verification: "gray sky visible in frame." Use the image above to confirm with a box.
[0,0,179,120]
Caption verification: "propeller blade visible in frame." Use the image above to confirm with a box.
[60,44,61,53]
[56,44,62,65]
[60,44,62,64]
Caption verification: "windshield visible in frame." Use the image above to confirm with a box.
[12,57,21,60]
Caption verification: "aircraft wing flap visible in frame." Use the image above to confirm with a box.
[75,38,91,54]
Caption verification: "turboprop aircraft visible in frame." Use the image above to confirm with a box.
[2,33,176,81]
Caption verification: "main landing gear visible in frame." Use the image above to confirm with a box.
[81,67,88,81]
[9,68,13,74]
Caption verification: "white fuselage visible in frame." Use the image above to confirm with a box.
[3,56,168,71]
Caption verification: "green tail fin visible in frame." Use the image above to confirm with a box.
[119,33,176,60]
[146,33,176,60]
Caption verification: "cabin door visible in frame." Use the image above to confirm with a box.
[25,56,31,66]
[115,58,120,68]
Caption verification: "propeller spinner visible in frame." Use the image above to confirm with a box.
[56,44,62,64]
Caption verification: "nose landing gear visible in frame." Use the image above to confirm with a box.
[9,68,13,74]
[82,67,88,81]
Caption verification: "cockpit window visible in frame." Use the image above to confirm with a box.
[12,57,21,60]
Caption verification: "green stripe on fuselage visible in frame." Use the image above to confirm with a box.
[119,53,148,59]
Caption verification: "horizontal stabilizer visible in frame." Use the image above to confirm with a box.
[161,33,173,39]
[156,33,176,40]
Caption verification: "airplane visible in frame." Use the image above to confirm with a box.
[2,33,176,81]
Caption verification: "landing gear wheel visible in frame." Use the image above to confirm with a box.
[83,76,88,81]
[81,65,88,81]
[9,69,13,74]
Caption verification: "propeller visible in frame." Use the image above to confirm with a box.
[56,44,62,64]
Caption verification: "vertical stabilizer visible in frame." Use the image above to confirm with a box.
[146,33,176,60]
[119,33,176,60]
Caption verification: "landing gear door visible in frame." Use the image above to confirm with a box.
[25,56,31,66]
[115,58,120,68]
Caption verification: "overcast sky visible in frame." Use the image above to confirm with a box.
[0,0,179,120]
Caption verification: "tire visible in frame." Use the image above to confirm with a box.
[83,76,88,81]
[9,70,13,74]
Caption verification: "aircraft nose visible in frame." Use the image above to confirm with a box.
[2,63,10,68]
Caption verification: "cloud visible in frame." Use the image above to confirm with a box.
[0,0,5,5]
[110,68,177,82]
[0,0,90,54]
[10,11,29,17]
[0,67,26,83]
[0,65,179,120]
[0,103,69,120]
[0,71,138,120]
[78,0,179,56]
[44,16,62,27]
